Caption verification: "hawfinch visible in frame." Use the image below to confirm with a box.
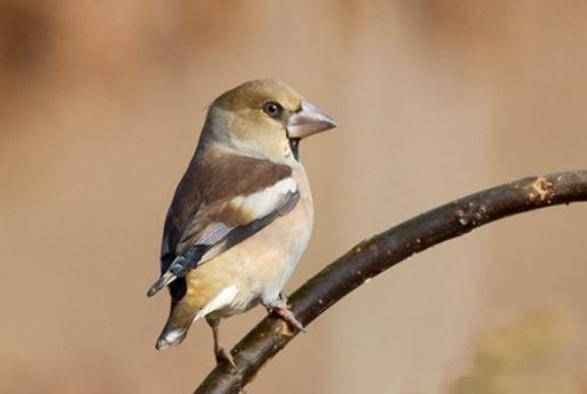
[147,79,335,367]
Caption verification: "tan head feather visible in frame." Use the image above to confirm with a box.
[202,79,304,162]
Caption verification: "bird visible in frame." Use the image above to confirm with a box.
[147,78,336,367]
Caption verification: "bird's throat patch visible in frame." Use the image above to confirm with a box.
[288,138,300,161]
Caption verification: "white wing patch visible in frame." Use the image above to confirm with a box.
[194,285,239,321]
[229,178,297,219]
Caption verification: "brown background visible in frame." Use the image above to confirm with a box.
[1,1,587,393]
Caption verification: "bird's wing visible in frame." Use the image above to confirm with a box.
[176,177,299,260]
[148,152,298,298]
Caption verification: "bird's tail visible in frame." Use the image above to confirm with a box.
[155,299,198,351]
[147,256,190,297]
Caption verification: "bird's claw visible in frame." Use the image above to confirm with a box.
[215,346,238,373]
[266,293,305,332]
[273,306,305,332]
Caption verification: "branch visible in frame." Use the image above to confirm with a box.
[195,170,587,394]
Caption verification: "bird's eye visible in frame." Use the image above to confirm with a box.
[262,101,283,118]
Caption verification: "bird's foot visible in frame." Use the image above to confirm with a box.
[215,346,238,372]
[268,294,305,332]
[273,306,305,332]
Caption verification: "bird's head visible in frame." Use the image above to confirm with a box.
[203,78,336,162]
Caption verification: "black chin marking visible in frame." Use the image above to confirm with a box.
[288,138,300,161]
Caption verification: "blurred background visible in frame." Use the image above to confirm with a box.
[1,1,587,393]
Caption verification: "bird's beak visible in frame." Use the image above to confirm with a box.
[287,101,336,139]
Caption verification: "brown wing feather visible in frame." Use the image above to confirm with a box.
[160,147,292,274]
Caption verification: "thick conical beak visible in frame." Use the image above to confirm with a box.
[287,101,336,139]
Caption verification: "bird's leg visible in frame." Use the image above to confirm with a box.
[264,292,305,332]
[206,317,237,370]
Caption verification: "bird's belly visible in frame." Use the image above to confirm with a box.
[184,176,313,319]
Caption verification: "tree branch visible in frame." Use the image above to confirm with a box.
[195,170,587,394]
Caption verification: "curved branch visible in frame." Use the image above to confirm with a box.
[195,170,587,394]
